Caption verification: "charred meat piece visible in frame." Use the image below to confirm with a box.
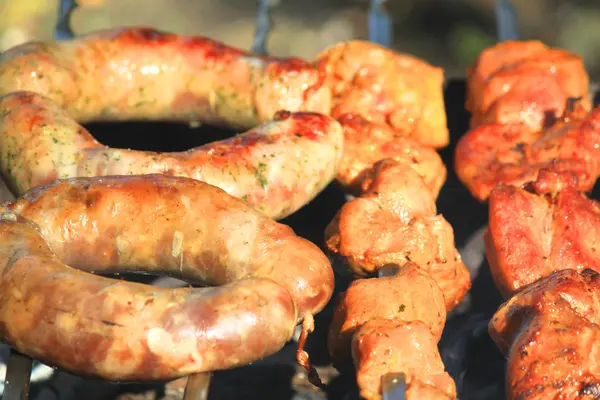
[455,105,600,201]
[489,269,600,400]
[353,318,457,400]
[335,113,446,198]
[466,40,590,131]
[327,262,446,365]
[325,159,471,310]
[317,41,448,149]
[486,177,600,298]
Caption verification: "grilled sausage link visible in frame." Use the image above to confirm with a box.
[0,27,331,127]
[0,174,334,318]
[0,92,344,220]
[0,215,298,381]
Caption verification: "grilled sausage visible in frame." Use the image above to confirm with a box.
[0,214,298,381]
[0,174,334,319]
[0,92,344,220]
[0,27,331,127]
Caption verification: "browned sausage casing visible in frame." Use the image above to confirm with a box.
[0,174,334,319]
[0,92,344,220]
[0,27,331,127]
[0,215,297,381]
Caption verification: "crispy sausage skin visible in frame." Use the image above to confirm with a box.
[0,174,335,319]
[489,269,600,400]
[0,215,297,381]
[0,27,331,127]
[317,41,449,148]
[0,92,344,220]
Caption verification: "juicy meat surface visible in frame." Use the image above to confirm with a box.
[335,113,446,198]
[0,27,332,127]
[0,174,334,318]
[466,40,590,131]
[327,263,446,365]
[0,215,297,380]
[0,92,344,220]
[455,105,600,202]
[352,318,457,400]
[489,269,600,400]
[486,179,600,298]
[317,40,448,149]
[325,159,471,311]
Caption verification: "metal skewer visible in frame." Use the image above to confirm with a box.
[251,0,275,56]
[495,0,519,42]
[376,265,406,400]
[368,0,392,48]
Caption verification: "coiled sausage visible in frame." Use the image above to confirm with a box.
[0,174,335,380]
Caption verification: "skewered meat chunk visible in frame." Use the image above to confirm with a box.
[317,41,448,149]
[325,159,471,310]
[486,174,600,298]
[353,318,457,400]
[328,262,446,365]
[455,104,600,202]
[489,268,600,400]
[466,40,591,131]
[335,113,446,198]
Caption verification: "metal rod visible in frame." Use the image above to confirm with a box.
[381,372,407,400]
[183,372,212,400]
[495,0,519,42]
[376,265,406,399]
[3,349,33,400]
[368,0,392,48]
[54,0,77,40]
[251,0,274,55]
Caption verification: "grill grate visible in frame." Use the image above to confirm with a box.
[0,1,577,400]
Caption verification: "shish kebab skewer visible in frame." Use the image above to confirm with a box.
[366,2,406,399]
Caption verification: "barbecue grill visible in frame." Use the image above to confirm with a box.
[0,1,597,399]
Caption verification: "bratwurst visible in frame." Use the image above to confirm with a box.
[0,92,344,219]
[0,174,336,380]
[0,27,331,127]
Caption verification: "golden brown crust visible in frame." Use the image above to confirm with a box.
[0,215,297,381]
[0,92,344,220]
[317,40,448,149]
[325,160,470,311]
[0,174,334,319]
[487,180,600,298]
[455,106,600,202]
[352,318,456,400]
[489,269,600,400]
[327,263,446,365]
[466,40,590,131]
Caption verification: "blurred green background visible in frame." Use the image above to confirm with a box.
[1,0,600,80]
